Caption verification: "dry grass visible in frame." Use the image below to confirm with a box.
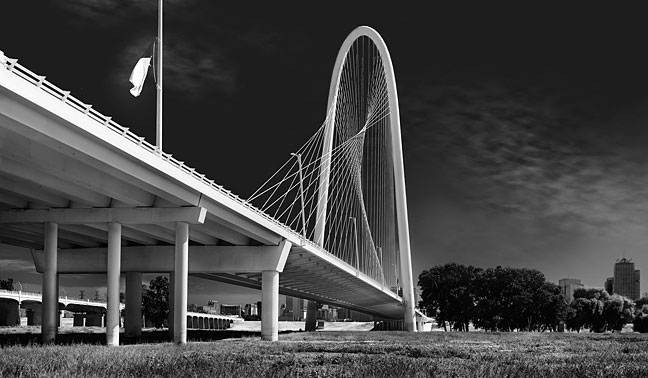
[1,331,647,377]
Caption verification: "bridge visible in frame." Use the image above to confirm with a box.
[0,288,122,327]
[0,289,235,330]
[0,26,416,345]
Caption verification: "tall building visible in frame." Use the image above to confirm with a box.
[559,278,584,302]
[612,258,640,300]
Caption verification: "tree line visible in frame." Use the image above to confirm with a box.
[418,263,648,333]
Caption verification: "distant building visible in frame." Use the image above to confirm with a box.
[559,278,584,302]
[604,277,613,294]
[243,303,258,317]
[220,304,242,316]
[612,258,640,300]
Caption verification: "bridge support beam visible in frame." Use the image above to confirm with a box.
[42,222,58,343]
[125,271,142,337]
[261,270,279,341]
[168,272,174,337]
[173,222,188,345]
[106,222,122,346]
[305,300,318,332]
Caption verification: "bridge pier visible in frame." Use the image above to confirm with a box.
[305,300,318,332]
[42,222,58,343]
[261,270,279,341]
[106,222,122,346]
[173,222,188,345]
[168,272,174,337]
[125,271,142,337]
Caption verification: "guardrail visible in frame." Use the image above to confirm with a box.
[0,50,388,288]
[0,289,109,305]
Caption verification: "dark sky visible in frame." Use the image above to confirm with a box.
[1,2,648,304]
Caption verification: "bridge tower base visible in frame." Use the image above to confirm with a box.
[125,271,143,337]
[304,300,318,332]
[106,222,122,346]
[173,222,189,345]
[42,222,58,344]
[261,270,279,341]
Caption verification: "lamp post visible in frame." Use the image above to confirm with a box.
[15,280,22,327]
[60,287,68,307]
[291,152,307,244]
[349,217,359,271]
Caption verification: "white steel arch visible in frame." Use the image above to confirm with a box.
[314,26,416,331]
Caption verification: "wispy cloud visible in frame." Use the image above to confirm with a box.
[402,79,648,236]
[116,35,237,96]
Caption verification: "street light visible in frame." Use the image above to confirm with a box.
[291,152,307,244]
[349,216,359,271]
[15,280,22,327]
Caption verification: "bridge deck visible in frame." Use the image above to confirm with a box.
[0,54,403,319]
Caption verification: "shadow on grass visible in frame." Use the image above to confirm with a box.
[0,329,299,346]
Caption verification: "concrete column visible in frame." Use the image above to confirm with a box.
[106,222,122,346]
[42,222,58,343]
[261,270,279,341]
[168,272,174,336]
[305,300,318,331]
[125,271,142,337]
[173,222,188,345]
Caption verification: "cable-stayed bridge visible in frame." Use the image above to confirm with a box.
[0,26,416,345]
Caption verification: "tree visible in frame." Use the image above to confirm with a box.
[418,263,481,331]
[569,288,607,332]
[534,282,568,331]
[471,266,562,331]
[142,276,169,328]
[565,297,590,332]
[603,295,634,332]
[0,278,14,291]
[633,305,648,333]
[567,288,633,332]
[635,294,648,308]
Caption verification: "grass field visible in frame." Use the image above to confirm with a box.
[1,331,647,377]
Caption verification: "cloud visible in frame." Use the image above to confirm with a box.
[402,79,648,237]
[163,36,237,94]
[54,0,192,23]
[113,35,237,99]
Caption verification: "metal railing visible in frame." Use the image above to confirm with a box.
[0,289,108,304]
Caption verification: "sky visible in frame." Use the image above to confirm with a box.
[1,2,648,305]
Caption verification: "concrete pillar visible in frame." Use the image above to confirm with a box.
[305,300,318,332]
[261,270,279,341]
[125,272,142,337]
[106,222,122,346]
[173,222,188,345]
[42,222,58,343]
[168,272,174,336]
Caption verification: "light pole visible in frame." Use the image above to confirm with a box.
[60,287,68,307]
[349,217,359,271]
[291,152,308,244]
[15,280,22,327]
